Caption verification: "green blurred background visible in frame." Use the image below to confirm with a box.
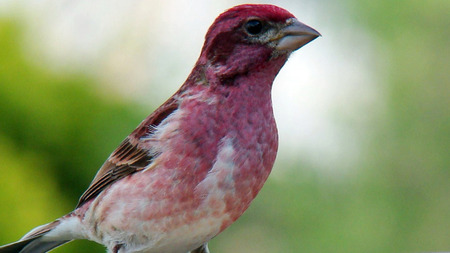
[0,1,448,252]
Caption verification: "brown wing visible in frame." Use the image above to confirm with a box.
[76,98,179,208]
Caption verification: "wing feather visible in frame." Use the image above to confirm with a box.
[76,98,178,208]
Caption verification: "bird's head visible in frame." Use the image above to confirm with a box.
[193,4,320,83]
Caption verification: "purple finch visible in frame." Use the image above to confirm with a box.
[0,4,319,253]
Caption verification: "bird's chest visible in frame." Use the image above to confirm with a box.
[86,95,278,252]
[146,98,276,238]
[170,98,278,221]
[140,133,275,253]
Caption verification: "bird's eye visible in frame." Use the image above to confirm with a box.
[244,19,264,35]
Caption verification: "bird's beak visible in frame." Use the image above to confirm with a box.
[275,18,321,51]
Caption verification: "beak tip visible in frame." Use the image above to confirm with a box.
[275,19,321,51]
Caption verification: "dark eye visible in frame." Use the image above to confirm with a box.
[244,19,264,35]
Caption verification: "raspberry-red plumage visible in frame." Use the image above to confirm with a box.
[0,4,319,253]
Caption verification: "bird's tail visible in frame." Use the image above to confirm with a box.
[0,216,78,253]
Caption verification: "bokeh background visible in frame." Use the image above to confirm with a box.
[0,0,448,252]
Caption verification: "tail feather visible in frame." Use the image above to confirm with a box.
[0,220,71,253]
[0,237,70,253]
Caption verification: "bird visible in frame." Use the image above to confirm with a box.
[0,4,319,253]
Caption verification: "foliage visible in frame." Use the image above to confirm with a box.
[0,19,145,252]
